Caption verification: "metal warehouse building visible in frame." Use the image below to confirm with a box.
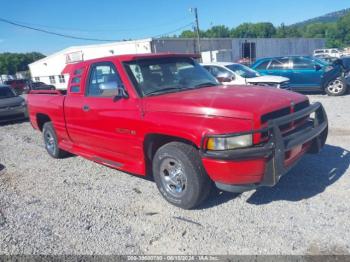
[29,37,325,89]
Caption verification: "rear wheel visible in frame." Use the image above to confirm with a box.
[42,122,69,158]
[152,142,212,209]
[325,78,347,96]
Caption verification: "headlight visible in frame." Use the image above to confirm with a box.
[207,134,253,151]
[21,101,26,107]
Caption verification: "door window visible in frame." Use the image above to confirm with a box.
[86,63,123,97]
[255,60,270,70]
[207,66,233,77]
[268,58,290,70]
[292,57,315,70]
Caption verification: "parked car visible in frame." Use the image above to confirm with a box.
[236,57,252,66]
[313,54,338,64]
[251,56,346,96]
[333,56,350,87]
[202,62,290,89]
[30,81,56,91]
[28,53,328,209]
[0,85,28,123]
[313,48,342,58]
[332,56,350,72]
[4,79,30,95]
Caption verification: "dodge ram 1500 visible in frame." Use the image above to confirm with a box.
[28,53,328,209]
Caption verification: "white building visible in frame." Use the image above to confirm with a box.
[29,37,325,90]
[29,39,152,90]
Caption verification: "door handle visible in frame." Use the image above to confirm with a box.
[82,105,90,112]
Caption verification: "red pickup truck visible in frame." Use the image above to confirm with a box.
[27,53,328,209]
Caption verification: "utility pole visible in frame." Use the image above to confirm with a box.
[190,7,201,54]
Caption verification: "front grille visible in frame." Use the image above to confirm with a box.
[261,106,291,124]
[280,81,290,89]
[0,105,21,110]
[0,113,25,122]
[260,100,310,140]
[294,100,309,112]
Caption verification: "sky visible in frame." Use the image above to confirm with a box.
[0,0,349,55]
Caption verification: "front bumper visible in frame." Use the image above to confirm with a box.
[201,102,328,193]
[0,106,28,123]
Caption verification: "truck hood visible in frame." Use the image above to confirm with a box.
[143,85,306,120]
[246,75,289,84]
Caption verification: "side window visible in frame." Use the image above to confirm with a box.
[210,66,233,77]
[87,63,123,97]
[292,57,314,70]
[255,60,270,70]
[268,58,290,70]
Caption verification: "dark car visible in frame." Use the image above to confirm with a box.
[30,82,55,91]
[4,79,30,95]
[0,85,28,123]
[334,56,350,88]
[332,56,350,72]
[251,56,346,96]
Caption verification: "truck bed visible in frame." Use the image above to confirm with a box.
[27,90,67,133]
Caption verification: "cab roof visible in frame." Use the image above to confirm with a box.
[61,53,200,75]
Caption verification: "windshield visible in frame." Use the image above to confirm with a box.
[225,64,260,78]
[0,86,16,99]
[313,57,329,66]
[124,57,219,96]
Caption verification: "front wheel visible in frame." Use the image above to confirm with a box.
[325,77,347,96]
[152,142,212,209]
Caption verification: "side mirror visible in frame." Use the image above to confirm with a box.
[99,81,128,100]
[216,73,235,83]
[315,64,322,71]
[113,87,129,102]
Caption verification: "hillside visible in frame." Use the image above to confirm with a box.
[292,8,350,27]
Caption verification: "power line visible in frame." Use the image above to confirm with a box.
[0,17,119,42]
[152,23,194,38]
[0,17,193,42]
[8,15,193,33]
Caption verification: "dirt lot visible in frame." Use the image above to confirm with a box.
[0,94,349,255]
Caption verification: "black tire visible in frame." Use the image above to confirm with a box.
[42,122,69,158]
[152,142,212,209]
[325,77,347,96]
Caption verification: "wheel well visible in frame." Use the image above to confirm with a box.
[144,134,198,176]
[36,114,51,131]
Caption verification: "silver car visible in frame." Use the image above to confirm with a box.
[0,85,28,123]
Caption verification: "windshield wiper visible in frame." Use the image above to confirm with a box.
[145,87,185,96]
[194,82,219,88]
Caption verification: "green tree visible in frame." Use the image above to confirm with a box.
[205,25,231,38]
[252,22,276,38]
[0,52,45,75]
[179,30,196,38]
[230,23,257,38]
[337,12,350,46]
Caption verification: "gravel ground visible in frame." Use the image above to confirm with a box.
[0,94,349,255]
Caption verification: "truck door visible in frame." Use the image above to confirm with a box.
[64,61,143,168]
[265,57,292,77]
[290,56,322,90]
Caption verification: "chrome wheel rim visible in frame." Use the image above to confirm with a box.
[327,79,344,94]
[45,131,55,154]
[159,157,187,197]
